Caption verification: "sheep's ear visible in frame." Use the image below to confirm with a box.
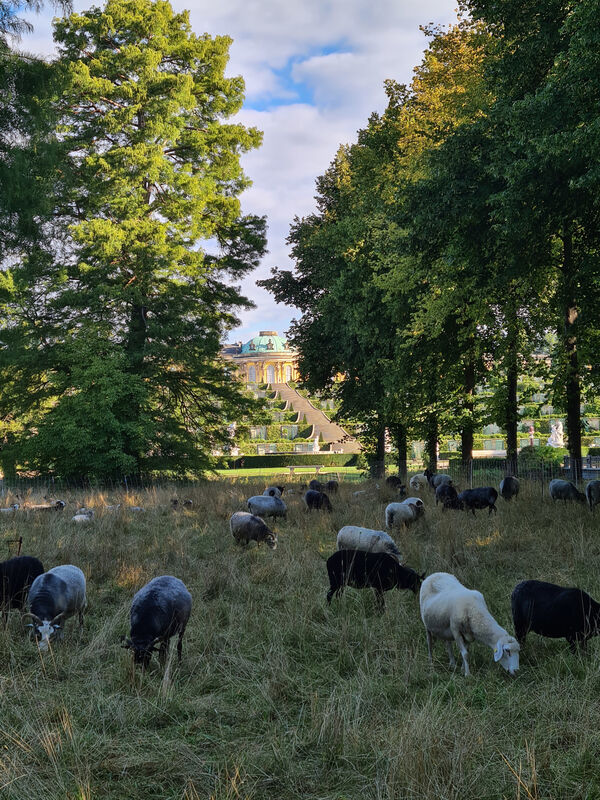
[493,641,504,662]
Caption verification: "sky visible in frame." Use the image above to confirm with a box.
[19,0,458,344]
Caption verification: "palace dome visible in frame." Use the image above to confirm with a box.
[241,331,290,354]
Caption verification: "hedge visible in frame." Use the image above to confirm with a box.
[221,453,359,469]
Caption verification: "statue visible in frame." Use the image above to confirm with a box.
[314,435,320,453]
[547,420,564,448]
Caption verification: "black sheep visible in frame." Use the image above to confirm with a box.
[324,480,339,494]
[435,483,462,511]
[499,476,519,501]
[326,550,423,612]
[0,556,44,619]
[457,487,498,516]
[304,490,333,512]
[385,476,406,496]
[512,580,600,651]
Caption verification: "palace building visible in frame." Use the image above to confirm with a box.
[222,331,299,384]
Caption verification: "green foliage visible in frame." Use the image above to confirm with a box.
[0,0,266,479]
[222,453,358,468]
[518,445,568,467]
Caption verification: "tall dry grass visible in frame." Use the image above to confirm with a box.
[0,479,599,798]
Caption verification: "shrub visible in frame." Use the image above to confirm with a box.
[518,445,567,466]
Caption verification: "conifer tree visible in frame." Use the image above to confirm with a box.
[0,0,266,478]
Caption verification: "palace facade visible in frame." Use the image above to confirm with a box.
[222,331,299,384]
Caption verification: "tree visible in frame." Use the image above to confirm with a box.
[0,0,266,478]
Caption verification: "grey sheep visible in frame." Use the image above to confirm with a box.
[585,480,600,512]
[230,511,277,549]
[548,479,586,504]
[499,476,519,501]
[247,495,287,520]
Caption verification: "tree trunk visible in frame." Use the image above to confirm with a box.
[505,307,519,476]
[461,358,475,467]
[424,414,438,472]
[370,423,386,479]
[391,423,408,482]
[561,225,582,482]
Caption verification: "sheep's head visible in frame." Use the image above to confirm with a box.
[26,612,65,651]
[494,637,520,676]
[122,636,160,667]
[265,532,278,550]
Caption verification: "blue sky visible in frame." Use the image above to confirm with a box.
[18,0,458,344]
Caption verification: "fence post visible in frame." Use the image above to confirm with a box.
[469,459,473,489]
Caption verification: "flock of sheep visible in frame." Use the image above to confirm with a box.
[0,466,599,675]
[227,469,600,678]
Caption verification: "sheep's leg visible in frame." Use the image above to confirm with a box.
[78,609,84,628]
[444,640,456,668]
[426,630,434,663]
[373,588,385,614]
[177,630,185,662]
[158,640,169,667]
[454,633,470,675]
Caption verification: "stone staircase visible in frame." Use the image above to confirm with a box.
[273,384,361,454]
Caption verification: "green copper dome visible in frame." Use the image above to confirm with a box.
[241,331,290,354]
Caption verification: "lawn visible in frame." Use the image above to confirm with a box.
[0,478,598,799]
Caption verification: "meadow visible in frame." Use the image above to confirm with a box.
[0,478,600,800]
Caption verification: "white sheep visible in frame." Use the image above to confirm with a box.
[263,486,284,498]
[385,502,421,529]
[72,509,94,524]
[247,495,287,520]
[336,525,403,563]
[420,572,520,676]
[585,480,600,512]
[409,473,428,491]
[401,497,424,513]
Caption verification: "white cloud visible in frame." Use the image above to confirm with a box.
[17,0,458,343]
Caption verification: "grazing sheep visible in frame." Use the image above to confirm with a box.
[171,498,194,509]
[401,497,424,512]
[336,525,403,562]
[457,487,498,516]
[26,500,66,512]
[26,565,87,651]
[435,483,462,511]
[420,572,520,676]
[409,473,428,491]
[585,480,600,512]
[326,550,423,611]
[424,469,453,490]
[0,503,20,514]
[123,576,192,668]
[324,480,339,494]
[385,476,406,496]
[72,508,94,523]
[247,495,287,520]
[303,490,333,512]
[0,556,44,620]
[308,479,324,492]
[230,512,277,549]
[511,580,600,651]
[499,476,519,501]
[549,479,586,504]
[385,502,421,529]
[263,485,284,498]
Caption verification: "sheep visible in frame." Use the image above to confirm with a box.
[511,580,600,651]
[0,556,44,621]
[401,497,425,513]
[263,486,284,498]
[549,479,586,504]
[435,483,462,511]
[247,495,287,520]
[303,490,333,512]
[585,480,600,512]
[122,576,192,668]
[409,473,428,491]
[26,500,66,512]
[424,469,453,490]
[499,476,519,501]
[385,502,421,529]
[308,479,324,492]
[326,550,423,612]
[0,503,20,514]
[72,508,94,523]
[420,572,520,676]
[385,476,406,496]
[336,525,403,562]
[171,498,194,509]
[229,512,277,549]
[26,565,87,651]
[324,480,339,494]
[457,487,498,516]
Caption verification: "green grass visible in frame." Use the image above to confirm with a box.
[0,479,599,798]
